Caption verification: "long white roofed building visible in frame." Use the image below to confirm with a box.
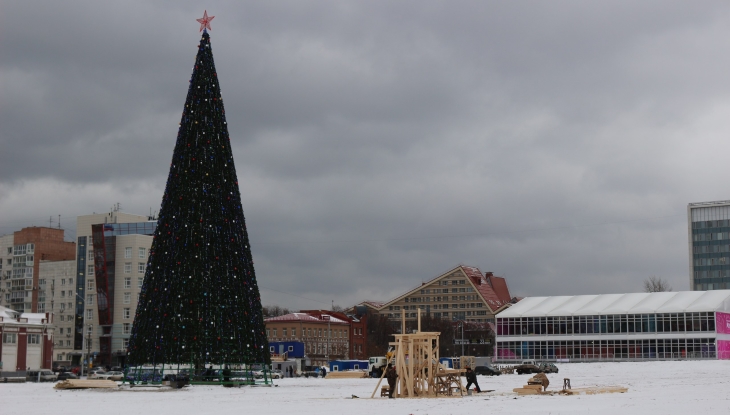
[495,291,730,362]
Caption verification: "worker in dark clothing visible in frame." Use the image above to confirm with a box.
[464,367,481,393]
[385,363,398,398]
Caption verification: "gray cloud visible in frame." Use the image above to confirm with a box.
[2,1,730,310]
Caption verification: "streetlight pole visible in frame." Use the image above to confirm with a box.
[461,322,465,357]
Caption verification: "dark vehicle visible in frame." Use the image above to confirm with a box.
[474,365,501,376]
[301,366,320,378]
[53,365,68,373]
[537,363,559,373]
[57,372,79,381]
[515,361,559,375]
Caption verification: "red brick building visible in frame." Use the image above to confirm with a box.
[0,306,55,373]
[0,227,76,313]
[265,310,368,366]
[301,310,368,360]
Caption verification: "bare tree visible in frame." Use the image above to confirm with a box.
[643,276,672,293]
[262,305,291,317]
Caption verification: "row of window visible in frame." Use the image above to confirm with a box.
[694,257,729,266]
[123,247,147,259]
[693,232,730,242]
[693,270,730,279]
[12,243,34,256]
[497,313,717,336]
[695,282,729,290]
[2,333,41,344]
[692,220,730,229]
[391,302,485,312]
[693,244,730,254]
[404,292,479,304]
[266,327,348,338]
[496,338,717,360]
[417,287,475,296]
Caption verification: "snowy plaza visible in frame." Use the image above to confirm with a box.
[5,360,729,415]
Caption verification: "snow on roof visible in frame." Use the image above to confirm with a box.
[0,306,48,325]
[265,312,348,324]
[498,290,730,318]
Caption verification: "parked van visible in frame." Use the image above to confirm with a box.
[26,370,58,382]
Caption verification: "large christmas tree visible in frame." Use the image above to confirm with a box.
[128,16,270,369]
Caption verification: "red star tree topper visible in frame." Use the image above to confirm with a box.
[197,10,214,32]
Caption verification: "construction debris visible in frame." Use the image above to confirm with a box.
[54,379,119,390]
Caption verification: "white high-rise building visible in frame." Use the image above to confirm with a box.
[39,259,76,364]
[71,209,155,368]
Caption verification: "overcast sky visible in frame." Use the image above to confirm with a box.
[2,1,730,310]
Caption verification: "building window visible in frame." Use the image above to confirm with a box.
[138,262,145,274]
[138,277,143,288]
[86,309,93,321]
[61,291,66,298]
[87,294,93,305]
[123,323,131,334]
[123,339,129,349]
[123,308,130,319]
[124,263,132,274]
[291,328,296,337]
[283,328,287,337]
[66,340,71,347]
[124,277,131,288]
[266,328,270,337]
[273,328,277,337]
[87,264,94,275]
[2,333,17,343]
[87,279,95,290]
[124,247,132,258]
[88,251,94,260]
[68,290,73,297]
[57,354,63,360]
[27,334,40,345]
[124,292,131,304]
[138,247,146,258]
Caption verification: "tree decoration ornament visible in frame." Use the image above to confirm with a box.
[127,26,270,370]
[196,10,215,32]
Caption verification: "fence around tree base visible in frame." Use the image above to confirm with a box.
[123,363,274,387]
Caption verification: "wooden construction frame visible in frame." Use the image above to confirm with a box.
[370,309,463,398]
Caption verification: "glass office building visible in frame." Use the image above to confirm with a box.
[496,291,730,362]
[688,200,730,290]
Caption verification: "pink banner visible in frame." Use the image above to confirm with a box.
[718,340,730,360]
[716,312,730,335]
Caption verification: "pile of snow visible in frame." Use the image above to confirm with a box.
[5,360,729,415]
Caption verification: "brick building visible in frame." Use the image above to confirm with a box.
[0,306,55,373]
[301,310,368,360]
[265,312,351,367]
[0,227,76,313]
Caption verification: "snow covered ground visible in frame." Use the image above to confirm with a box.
[5,360,730,415]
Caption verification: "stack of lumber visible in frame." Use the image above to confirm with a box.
[54,379,119,390]
[560,386,628,395]
[513,384,545,395]
[325,371,368,379]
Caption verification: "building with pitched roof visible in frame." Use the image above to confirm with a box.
[0,305,55,374]
[264,312,352,368]
[496,290,730,362]
[355,265,514,324]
